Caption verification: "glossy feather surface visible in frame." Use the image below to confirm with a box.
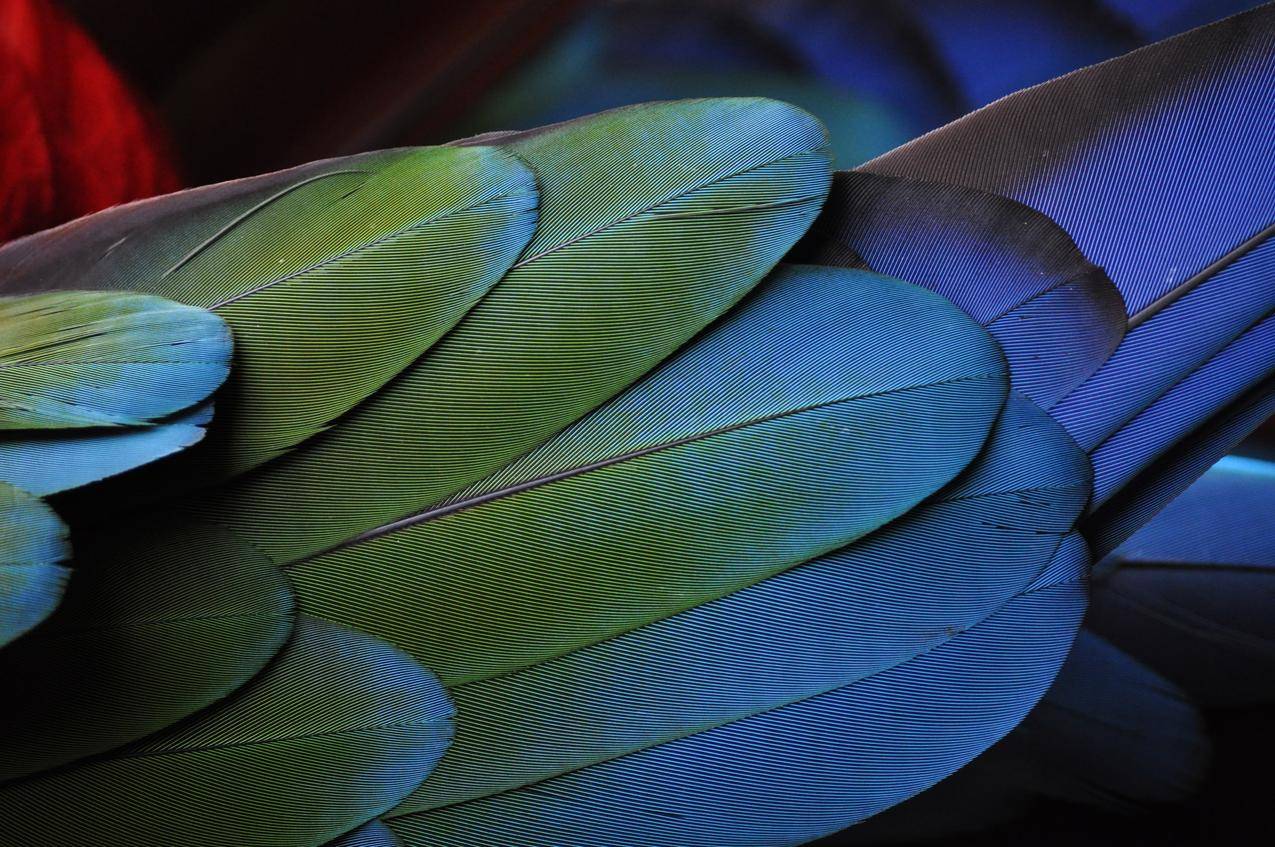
[0,291,229,429]
[0,146,539,475]
[190,98,834,566]
[0,481,68,645]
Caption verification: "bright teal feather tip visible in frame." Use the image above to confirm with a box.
[0,291,231,430]
[0,482,70,646]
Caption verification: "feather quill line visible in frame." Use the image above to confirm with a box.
[1129,223,1274,329]
[324,373,1002,556]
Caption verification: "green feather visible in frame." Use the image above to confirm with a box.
[286,265,1006,688]
[0,618,453,847]
[189,97,833,567]
[0,520,294,781]
[0,483,69,646]
[0,146,538,476]
[0,291,229,430]
[325,820,403,847]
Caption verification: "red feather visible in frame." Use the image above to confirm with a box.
[0,0,179,241]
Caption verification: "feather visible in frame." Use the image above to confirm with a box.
[1101,0,1263,39]
[0,291,228,429]
[863,3,1275,522]
[900,0,1137,108]
[1088,455,1275,706]
[282,264,1006,686]
[0,618,454,847]
[383,392,1087,842]
[1087,312,1275,513]
[185,98,832,567]
[0,145,539,476]
[0,0,180,241]
[0,520,294,780]
[793,170,1125,407]
[0,482,68,646]
[326,820,403,847]
[1086,378,1275,557]
[845,631,1210,844]
[387,534,1086,846]
[0,402,212,495]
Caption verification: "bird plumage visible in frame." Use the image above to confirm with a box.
[0,4,1272,845]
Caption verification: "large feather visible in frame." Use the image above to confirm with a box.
[283,265,1006,685]
[0,145,539,475]
[1089,455,1275,706]
[387,534,1086,846]
[0,618,453,847]
[0,520,294,780]
[0,482,68,646]
[793,170,1125,407]
[863,5,1275,518]
[844,630,1210,844]
[383,391,1087,844]
[185,98,832,567]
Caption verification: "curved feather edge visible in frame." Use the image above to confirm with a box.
[0,520,295,781]
[386,393,1089,821]
[792,169,1125,407]
[1087,307,1275,512]
[1101,0,1262,39]
[0,145,540,477]
[188,97,834,568]
[0,403,212,496]
[0,483,69,646]
[385,533,1088,846]
[1084,376,1275,559]
[285,265,1007,687]
[864,4,1275,463]
[900,0,1138,109]
[0,617,453,847]
[1089,454,1275,706]
[0,291,230,430]
[841,630,1211,843]
[326,820,403,847]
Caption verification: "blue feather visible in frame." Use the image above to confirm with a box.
[1089,455,1275,706]
[380,393,1090,844]
[388,533,1087,846]
[0,404,213,496]
[1086,379,1275,557]
[865,4,1275,527]
[902,0,1136,108]
[845,630,1210,843]
[795,170,1125,407]
[0,484,70,646]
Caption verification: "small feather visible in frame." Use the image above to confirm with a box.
[0,482,69,646]
[0,403,211,495]
[0,291,229,430]
[794,170,1125,407]
[0,145,539,476]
